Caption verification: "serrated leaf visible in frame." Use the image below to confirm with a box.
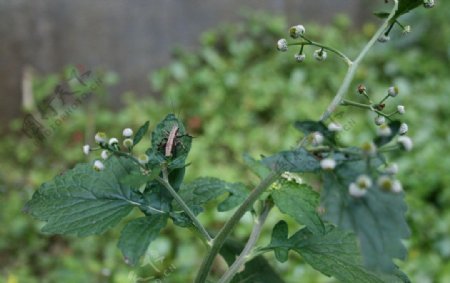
[374,120,401,147]
[118,214,168,266]
[294,120,336,144]
[272,182,325,235]
[321,159,410,273]
[120,168,160,188]
[25,157,143,236]
[133,121,150,146]
[262,147,320,173]
[220,238,285,283]
[243,153,271,179]
[267,223,407,283]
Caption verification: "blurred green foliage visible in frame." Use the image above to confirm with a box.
[1,3,450,282]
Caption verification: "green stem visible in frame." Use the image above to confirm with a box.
[320,0,399,121]
[340,99,392,121]
[289,41,352,66]
[217,203,272,283]
[194,172,280,283]
[379,94,390,105]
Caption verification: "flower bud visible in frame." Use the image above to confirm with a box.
[138,154,149,165]
[385,163,398,175]
[122,128,133,138]
[108,138,119,146]
[397,105,405,114]
[311,132,324,146]
[294,54,306,62]
[328,122,342,132]
[388,86,399,97]
[357,84,367,94]
[320,158,336,170]
[374,116,385,126]
[399,123,408,135]
[123,138,133,148]
[95,132,107,144]
[362,141,377,156]
[402,25,411,34]
[93,160,105,171]
[377,34,390,43]
[101,150,110,160]
[377,124,392,137]
[289,25,306,38]
[398,136,413,151]
[349,175,372,197]
[83,145,90,155]
[423,0,435,8]
[277,39,288,52]
[313,49,327,61]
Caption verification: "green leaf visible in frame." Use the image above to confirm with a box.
[262,147,320,173]
[120,168,161,188]
[25,157,143,236]
[267,223,407,283]
[294,120,336,144]
[118,214,168,266]
[133,120,150,146]
[374,120,401,147]
[374,0,423,23]
[269,221,289,262]
[243,153,271,179]
[321,159,410,273]
[272,182,325,235]
[220,238,285,283]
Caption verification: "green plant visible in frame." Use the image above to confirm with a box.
[23,1,439,282]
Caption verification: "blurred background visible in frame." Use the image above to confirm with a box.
[1,0,450,282]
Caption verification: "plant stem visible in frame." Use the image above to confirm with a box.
[194,172,279,283]
[218,203,272,283]
[289,41,352,66]
[340,99,392,120]
[320,0,399,121]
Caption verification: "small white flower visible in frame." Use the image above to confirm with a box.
[311,132,324,146]
[122,128,133,138]
[289,25,306,38]
[123,138,133,148]
[328,122,342,132]
[101,150,110,160]
[423,0,435,8]
[93,160,105,171]
[377,124,392,137]
[349,175,372,198]
[294,53,306,62]
[281,172,303,184]
[377,175,393,191]
[391,179,403,193]
[399,123,408,135]
[402,25,411,34]
[277,39,288,52]
[108,138,119,146]
[320,158,336,170]
[385,163,399,175]
[138,154,149,165]
[95,132,107,144]
[397,105,405,114]
[374,116,385,126]
[398,136,413,151]
[388,86,399,97]
[313,49,327,61]
[362,141,377,156]
[83,145,90,155]
[378,34,390,43]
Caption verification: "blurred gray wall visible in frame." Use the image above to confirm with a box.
[0,0,374,128]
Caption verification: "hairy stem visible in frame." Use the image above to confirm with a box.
[320,0,399,121]
[289,41,352,66]
[218,203,272,283]
[194,172,279,283]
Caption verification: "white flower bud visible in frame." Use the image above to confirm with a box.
[377,124,392,137]
[375,116,385,126]
[391,179,403,193]
[402,25,411,34]
[277,39,288,52]
[349,175,372,198]
[328,122,343,132]
[101,150,110,160]
[385,163,399,175]
[83,145,90,155]
[123,138,133,148]
[313,49,327,61]
[320,158,336,170]
[95,132,107,144]
[362,141,377,156]
[122,128,133,138]
[399,123,408,135]
[294,54,306,62]
[108,138,119,146]
[93,160,105,171]
[423,0,435,8]
[138,154,149,165]
[388,86,399,97]
[398,136,413,151]
[377,34,390,43]
[311,132,324,146]
[377,175,393,191]
[289,25,306,38]
[397,105,405,114]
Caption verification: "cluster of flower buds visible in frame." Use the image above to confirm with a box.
[277,24,330,63]
[348,171,403,198]
[83,127,139,171]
